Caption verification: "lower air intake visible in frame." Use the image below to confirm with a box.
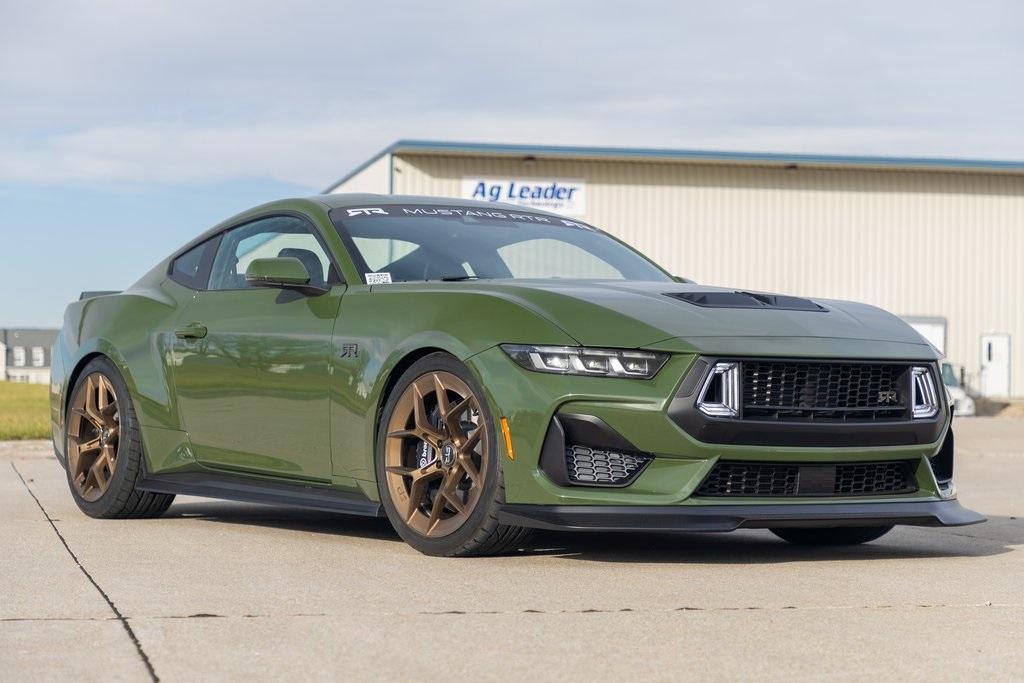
[835,462,915,495]
[566,446,651,486]
[696,462,799,496]
[696,460,917,497]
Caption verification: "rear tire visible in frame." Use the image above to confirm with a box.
[376,353,531,556]
[770,525,893,546]
[64,357,175,519]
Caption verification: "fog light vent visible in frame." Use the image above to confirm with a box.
[565,445,651,486]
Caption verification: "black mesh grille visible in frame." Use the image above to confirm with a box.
[695,462,799,496]
[835,462,916,495]
[565,446,651,486]
[742,361,908,420]
[696,460,917,497]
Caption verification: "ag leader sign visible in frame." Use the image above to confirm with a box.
[461,177,586,216]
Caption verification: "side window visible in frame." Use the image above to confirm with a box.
[169,238,217,289]
[208,216,339,291]
[498,239,624,279]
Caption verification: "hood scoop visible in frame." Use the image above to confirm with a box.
[666,290,827,312]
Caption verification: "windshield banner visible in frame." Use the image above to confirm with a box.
[460,176,586,216]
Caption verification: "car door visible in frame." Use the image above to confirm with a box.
[170,214,345,481]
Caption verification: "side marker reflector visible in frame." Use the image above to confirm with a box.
[500,417,515,461]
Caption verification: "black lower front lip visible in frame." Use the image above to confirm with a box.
[498,499,985,532]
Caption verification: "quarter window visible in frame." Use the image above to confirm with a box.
[208,216,339,291]
[170,238,218,289]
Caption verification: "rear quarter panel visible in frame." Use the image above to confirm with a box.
[51,274,194,463]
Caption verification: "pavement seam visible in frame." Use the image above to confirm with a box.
[414,602,1023,616]
[9,603,1019,623]
[11,462,159,682]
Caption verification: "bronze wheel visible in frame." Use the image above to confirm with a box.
[67,373,120,502]
[383,371,488,538]
[63,358,174,519]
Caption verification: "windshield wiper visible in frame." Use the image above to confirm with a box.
[438,274,484,282]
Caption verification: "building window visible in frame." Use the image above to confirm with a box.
[13,346,25,367]
[32,347,45,367]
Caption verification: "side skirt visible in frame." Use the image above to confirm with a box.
[138,470,383,517]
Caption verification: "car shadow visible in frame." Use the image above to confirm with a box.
[165,500,403,544]
[519,516,1019,563]
[163,501,1019,563]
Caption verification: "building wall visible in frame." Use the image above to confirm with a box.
[387,153,1024,397]
[333,153,392,194]
[2,329,58,384]
[5,368,50,384]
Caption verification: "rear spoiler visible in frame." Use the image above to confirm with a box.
[79,290,121,300]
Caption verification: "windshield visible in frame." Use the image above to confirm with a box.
[941,362,959,388]
[330,204,672,284]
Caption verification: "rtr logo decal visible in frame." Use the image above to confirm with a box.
[878,390,898,404]
[347,207,388,217]
[339,343,358,359]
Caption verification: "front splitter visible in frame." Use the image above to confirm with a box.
[499,499,985,532]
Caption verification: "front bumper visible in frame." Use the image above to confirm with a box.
[471,348,958,511]
[499,499,985,532]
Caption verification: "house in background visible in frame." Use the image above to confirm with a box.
[1,329,59,384]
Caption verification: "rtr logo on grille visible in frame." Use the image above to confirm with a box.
[877,390,898,404]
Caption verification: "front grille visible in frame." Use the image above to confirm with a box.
[741,361,908,420]
[696,460,917,497]
[565,445,651,486]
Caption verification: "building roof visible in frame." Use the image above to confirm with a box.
[1,328,58,348]
[325,139,1024,193]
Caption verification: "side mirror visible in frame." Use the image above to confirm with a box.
[245,257,327,296]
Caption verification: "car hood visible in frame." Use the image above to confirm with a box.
[464,280,937,359]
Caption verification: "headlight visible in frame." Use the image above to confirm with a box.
[500,344,669,379]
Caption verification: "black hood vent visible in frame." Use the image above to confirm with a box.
[666,291,827,312]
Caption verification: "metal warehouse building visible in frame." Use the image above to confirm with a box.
[327,140,1024,399]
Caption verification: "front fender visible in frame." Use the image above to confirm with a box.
[328,285,578,486]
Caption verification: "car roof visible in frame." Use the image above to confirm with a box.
[166,193,575,264]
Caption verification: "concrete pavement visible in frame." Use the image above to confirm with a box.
[2,419,1022,681]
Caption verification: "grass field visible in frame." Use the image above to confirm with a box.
[0,382,51,440]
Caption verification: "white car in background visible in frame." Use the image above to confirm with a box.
[942,362,976,417]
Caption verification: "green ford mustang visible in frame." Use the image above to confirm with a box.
[50,194,983,556]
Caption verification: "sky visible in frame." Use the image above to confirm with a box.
[1,0,1021,327]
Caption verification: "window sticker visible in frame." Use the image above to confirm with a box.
[366,272,392,285]
[339,205,596,231]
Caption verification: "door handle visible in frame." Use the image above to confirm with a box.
[175,323,208,339]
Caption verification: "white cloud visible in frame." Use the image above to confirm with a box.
[1,0,1021,187]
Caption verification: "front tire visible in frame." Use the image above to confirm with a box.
[770,525,893,546]
[376,353,531,556]
[64,357,175,519]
